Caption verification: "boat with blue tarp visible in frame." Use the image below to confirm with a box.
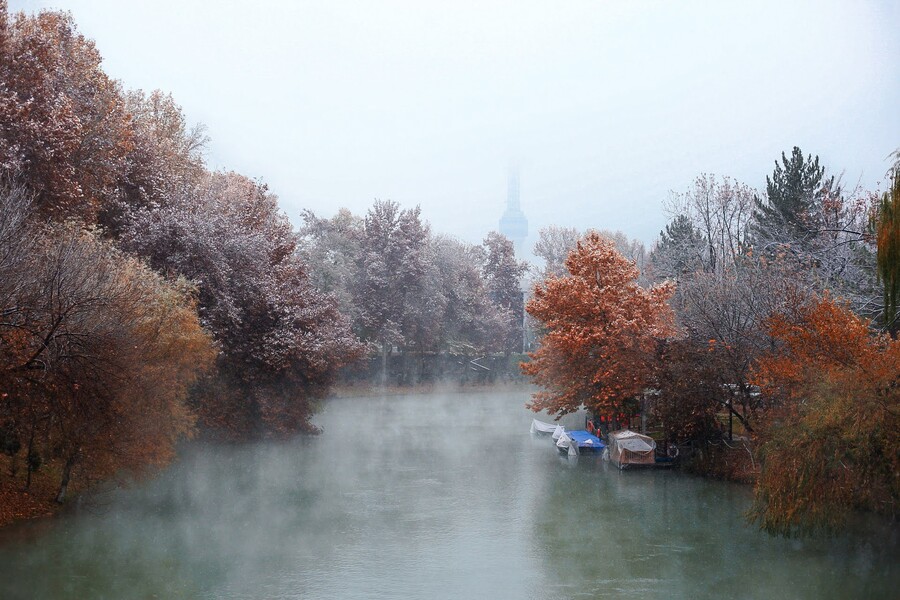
[556,430,605,457]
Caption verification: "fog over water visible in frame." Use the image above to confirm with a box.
[0,388,896,599]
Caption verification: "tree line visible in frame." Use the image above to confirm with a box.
[524,147,900,536]
[0,4,530,520]
[0,4,368,516]
[299,205,527,384]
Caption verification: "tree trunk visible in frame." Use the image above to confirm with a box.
[24,415,36,491]
[55,452,78,504]
[380,341,389,387]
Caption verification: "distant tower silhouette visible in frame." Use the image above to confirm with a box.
[499,167,528,255]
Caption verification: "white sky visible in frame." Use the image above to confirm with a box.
[10,0,900,250]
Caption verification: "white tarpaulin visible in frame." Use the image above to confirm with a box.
[618,438,653,453]
[556,432,579,456]
[552,425,565,440]
[530,419,558,434]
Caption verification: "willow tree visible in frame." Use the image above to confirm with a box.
[751,296,900,536]
[876,164,900,336]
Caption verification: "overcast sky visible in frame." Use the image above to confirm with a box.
[10,0,900,251]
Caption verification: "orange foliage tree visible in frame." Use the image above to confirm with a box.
[523,232,676,418]
[0,5,132,223]
[750,295,900,535]
[0,187,215,503]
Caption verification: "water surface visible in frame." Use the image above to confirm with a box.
[0,388,896,599]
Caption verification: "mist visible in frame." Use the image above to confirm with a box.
[2,389,897,599]
[10,0,900,248]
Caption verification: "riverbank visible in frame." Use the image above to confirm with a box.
[0,456,69,528]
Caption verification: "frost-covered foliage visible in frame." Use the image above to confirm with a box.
[482,232,527,354]
[426,234,505,354]
[875,161,900,334]
[0,4,361,443]
[0,7,131,222]
[122,172,362,437]
[648,165,879,437]
[99,89,208,235]
[534,225,646,282]
[353,200,429,363]
[298,203,525,373]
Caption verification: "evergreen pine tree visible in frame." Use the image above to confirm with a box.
[651,214,705,278]
[751,146,834,249]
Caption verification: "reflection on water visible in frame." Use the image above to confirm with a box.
[0,388,896,599]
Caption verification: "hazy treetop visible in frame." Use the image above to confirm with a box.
[11,0,900,251]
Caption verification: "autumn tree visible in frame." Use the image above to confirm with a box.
[0,186,215,502]
[523,232,676,418]
[750,295,900,536]
[0,6,132,223]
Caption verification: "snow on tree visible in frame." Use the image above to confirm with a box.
[0,7,132,223]
[533,225,581,279]
[482,232,527,354]
[351,200,428,382]
[751,146,835,250]
[122,172,362,437]
[875,160,900,335]
[523,231,676,418]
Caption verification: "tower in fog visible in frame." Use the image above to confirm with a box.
[499,168,528,256]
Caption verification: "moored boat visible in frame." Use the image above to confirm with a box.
[556,430,606,457]
[530,418,558,435]
[605,429,659,469]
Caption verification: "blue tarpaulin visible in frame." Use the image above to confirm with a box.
[566,430,605,449]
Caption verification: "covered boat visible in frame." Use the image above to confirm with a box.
[556,430,606,457]
[606,429,656,468]
[530,419,558,435]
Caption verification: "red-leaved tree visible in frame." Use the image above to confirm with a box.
[523,232,676,418]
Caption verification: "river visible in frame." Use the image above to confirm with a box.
[0,388,896,599]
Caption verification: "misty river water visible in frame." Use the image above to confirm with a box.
[0,388,897,599]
